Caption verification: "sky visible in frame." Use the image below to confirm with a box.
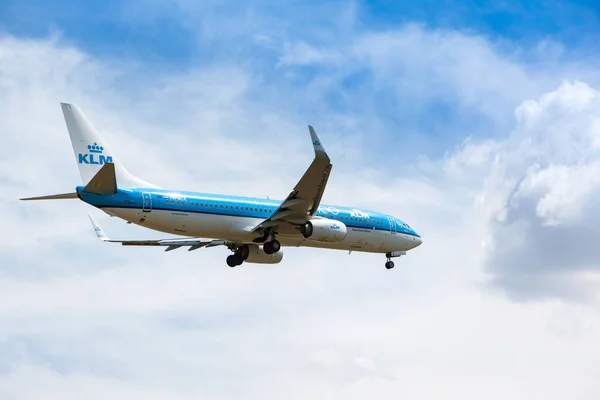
[2,0,600,399]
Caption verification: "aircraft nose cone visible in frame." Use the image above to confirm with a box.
[412,235,422,248]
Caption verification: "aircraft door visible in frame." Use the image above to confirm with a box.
[388,217,396,234]
[142,192,152,212]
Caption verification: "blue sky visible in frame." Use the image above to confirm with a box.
[3,0,599,57]
[3,0,599,162]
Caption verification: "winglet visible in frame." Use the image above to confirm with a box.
[89,215,109,241]
[308,125,330,161]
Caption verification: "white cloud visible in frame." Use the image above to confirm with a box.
[453,81,600,301]
[277,41,344,67]
[2,22,600,400]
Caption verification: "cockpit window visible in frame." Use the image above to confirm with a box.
[397,220,410,229]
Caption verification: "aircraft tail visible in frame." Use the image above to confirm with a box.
[60,102,157,188]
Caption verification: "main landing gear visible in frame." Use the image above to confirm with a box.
[385,260,395,270]
[263,239,281,255]
[225,238,282,267]
[226,245,250,268]
[250,229,281,254]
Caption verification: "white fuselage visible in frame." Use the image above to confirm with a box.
[104,207,421,254]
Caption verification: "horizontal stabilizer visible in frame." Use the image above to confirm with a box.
[20,192,78,201]
[83,162,117,195]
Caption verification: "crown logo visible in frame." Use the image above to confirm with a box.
[88,142,104,154]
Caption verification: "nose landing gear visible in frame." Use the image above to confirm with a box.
[384,251,406,270]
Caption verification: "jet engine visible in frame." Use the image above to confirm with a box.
[245,245,283,264]
[301,218,347,243]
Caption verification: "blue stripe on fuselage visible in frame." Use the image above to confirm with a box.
[76,186,421,237]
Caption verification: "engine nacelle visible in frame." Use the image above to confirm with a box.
[301,218,347,243]
[245,246,283,264]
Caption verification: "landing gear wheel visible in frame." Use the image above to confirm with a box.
[385,261,395,270]
[263,239,281,255]
[238,245,250,260]
[226,255,243,267]
[271,240,281,253]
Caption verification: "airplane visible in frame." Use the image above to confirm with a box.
[21,103,422,269]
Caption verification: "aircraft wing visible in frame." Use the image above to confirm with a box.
[251,125,332,234]
[89,216,229,252]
